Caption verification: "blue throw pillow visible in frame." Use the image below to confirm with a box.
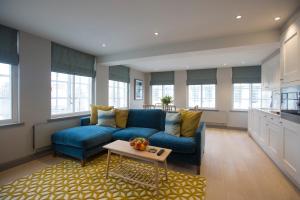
[165,112,181,137]
[97,110,116,128]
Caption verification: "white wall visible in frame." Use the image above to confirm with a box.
[0,32,83,165]
[147,68,248,128]
[129,69,145,109]
[96,63,109,105]
[174,71,187,108]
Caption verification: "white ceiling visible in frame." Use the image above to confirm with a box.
[0,0,298,56]
[110,43,280,72]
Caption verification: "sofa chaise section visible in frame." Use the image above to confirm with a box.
[52,125,117,166]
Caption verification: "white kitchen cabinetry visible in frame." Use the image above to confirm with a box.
[281,16,300,85]
[248,109,300,188]
[282,119,300,182]
[260,114,269,147]
[262,51,280,90]
[267,121,283,161]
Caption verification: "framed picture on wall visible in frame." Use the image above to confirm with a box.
[134,79,144,100]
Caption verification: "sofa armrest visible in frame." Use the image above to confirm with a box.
[194,122,206,164]
[80,116,91,126]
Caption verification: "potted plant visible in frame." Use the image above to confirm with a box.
[161,96,173,106]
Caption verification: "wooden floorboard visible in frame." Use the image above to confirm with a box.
[0,128,299,199]
[201,128,300,200]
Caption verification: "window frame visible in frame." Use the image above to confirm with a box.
[188,84,216,109]
[51,72,94,118]
[108,80,129,108]
[0,64,19,125]
[151,85,175,105]
[232,83,262,111]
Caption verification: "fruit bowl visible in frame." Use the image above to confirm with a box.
[129,137,149,151]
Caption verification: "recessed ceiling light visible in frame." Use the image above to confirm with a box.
[154,32,159,36]
[101,43,106,47]
[236,15,242,19]
[223,63,227,66]
[274,17,281,21]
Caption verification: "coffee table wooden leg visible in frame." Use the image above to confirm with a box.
[155,161,159,194]
[164,160,168,181]
[119,155,123,167]
[106,150,111,178]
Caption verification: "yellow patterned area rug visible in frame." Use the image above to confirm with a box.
[0,154,206,200]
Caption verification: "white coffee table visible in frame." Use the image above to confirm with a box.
[103,140,172,193]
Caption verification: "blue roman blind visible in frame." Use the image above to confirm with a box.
[0,24,18,65]
[51,42,96,77]
[232,66,261,83]
[109,65,130,83]
[186,68,217,85]
[150,71,174,85]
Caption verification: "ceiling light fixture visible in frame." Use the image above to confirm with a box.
[154,32,159,36]
[274,17,281,21]
[101,43,106,47]
[236,15,242,19]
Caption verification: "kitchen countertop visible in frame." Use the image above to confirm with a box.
[257,108,281,116]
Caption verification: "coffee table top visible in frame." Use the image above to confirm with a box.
[103,140,172,162]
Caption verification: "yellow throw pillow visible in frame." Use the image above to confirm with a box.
[115,109,129,128]
[90,105,113,125]
[180,110,202,137]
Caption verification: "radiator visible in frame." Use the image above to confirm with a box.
[33,118,81,152]
[201,111,228,126]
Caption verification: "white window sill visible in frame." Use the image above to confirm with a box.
[49,112,90,122]
[230,110,248,113]
[188,108,218,111]
[0,122,25,128]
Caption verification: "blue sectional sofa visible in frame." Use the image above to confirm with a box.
[52,109,206,173]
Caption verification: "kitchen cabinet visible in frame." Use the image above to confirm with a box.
[260,114,269,146]
[281,16,300,85]
[261,51,280,90]
[282,119,300,182]
[268,121,283,161]
[248,109,300,189]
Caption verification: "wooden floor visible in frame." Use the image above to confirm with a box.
[0,128,300,200]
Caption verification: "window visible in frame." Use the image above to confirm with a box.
[188,84,216,109]
[233,83,262,110]
[151,85,174,104]
[0,63,18,124]
[109,80,128,108]
[51,72,92,116]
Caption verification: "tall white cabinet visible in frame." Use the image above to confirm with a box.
[261,51,281,90]
[281,16,300,86]
[248,109,300,189]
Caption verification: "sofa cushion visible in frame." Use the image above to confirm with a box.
[165,112,181,137]
[179,110,202,137]
[52,125,116,149]
[127,109,165,130]
[90,105,114,125]
[149,131,196,154]
[97,110,116,128]
[112,127,159,141]
[115,109,129,128]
